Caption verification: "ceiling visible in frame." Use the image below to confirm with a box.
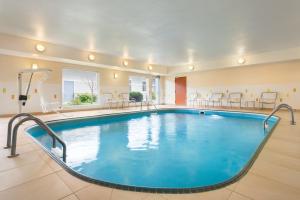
[0,0,300,66]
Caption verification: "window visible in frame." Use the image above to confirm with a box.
[152,76,160,104]
[129,76,149,101]
[62,69,99,105]
[142,81,147,91]
[129,79,132,91]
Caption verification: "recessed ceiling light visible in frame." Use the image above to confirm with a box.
[35,44,46,52]
[237,57,246,64]
[148,65,153,70]
[31,63,38,70]
[123,60,129,67]
[88,54,95,61]
[189,65,194,70]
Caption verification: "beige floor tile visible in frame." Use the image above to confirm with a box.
[110,189,148,200]
[272,134,300,144]
[272,126,300,141]
[75,185,112,200]
[57,170,90,192]
[235,173,300,200]
[0,150,42,172]
[228,192,251,200]
[37,150,63,172]
[0,143,36,158]
[226,181,239,191]
[29,141,43,150]
[61,194,79,200]
[265,138,300,159]
[18,138,34,146]
[162,188,231,200]
[0,174,72,200]
[0,108,299,200]
[0,135,33,146]
[251,159,300,189]
[142,194,166,200]
[255,149,300,171]
[0,160,53,191]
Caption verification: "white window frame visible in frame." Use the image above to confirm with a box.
[61,68,100,108]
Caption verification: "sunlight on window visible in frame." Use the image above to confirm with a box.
[62,69,99,105]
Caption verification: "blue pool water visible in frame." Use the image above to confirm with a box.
[27,109,278,190]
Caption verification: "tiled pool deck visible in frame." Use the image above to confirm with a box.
[0,106,299,200]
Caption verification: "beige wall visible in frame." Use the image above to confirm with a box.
[1,33,299,113]
[0,33,169,75]
[187,60,300,86]
[165,60,300,109]
[0,55,165,115]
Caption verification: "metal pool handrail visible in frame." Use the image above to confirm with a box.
[7,115,67,162]
[140,96,159,112]
[5,113,35,149]
[264,103,296,130]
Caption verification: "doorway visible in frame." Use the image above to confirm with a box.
[175,76,187,105]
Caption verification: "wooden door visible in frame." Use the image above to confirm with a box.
[175,77,187,105]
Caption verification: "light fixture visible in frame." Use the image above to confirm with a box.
[123,60,128,67]
[31,63,38,70]
[237,57,246,64]
[88,54,95,61]
[148,65,153,70]
[189,65,194,70]
[114,73,118,79]
[35,44,46,52]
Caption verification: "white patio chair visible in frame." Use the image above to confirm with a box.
[259,92,278,109]
[103,93,120,109]
[188,93,199,107]
[40,96,62,113]
[208,93,224,107]
[119,93,136,108]
[227,92,243,108]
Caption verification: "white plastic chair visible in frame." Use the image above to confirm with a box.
[189,93,199,107]
[259,92,278,109]
[40,95,63,114]
[119,93,136,108]
[227,92,243,108]
[208,93,224,107]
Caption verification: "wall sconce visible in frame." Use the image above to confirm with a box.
[35,44,46,52]
[31,63,39,70]
[189,65,194,70]
[114,73,118,79]
[237,57,246,64]
[123,60,128,67]
[88,54,95,61]
[148,65,153,71]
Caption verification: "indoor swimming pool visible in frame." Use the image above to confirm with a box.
[26,109,279,192]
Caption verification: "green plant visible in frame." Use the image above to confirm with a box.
[71,97,81,105]
[129,91,143,102]
[71,93,97,105]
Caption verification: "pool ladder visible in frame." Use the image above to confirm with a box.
[141,96,159,112]
[4,113,67,162]
[264,103,296,130]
